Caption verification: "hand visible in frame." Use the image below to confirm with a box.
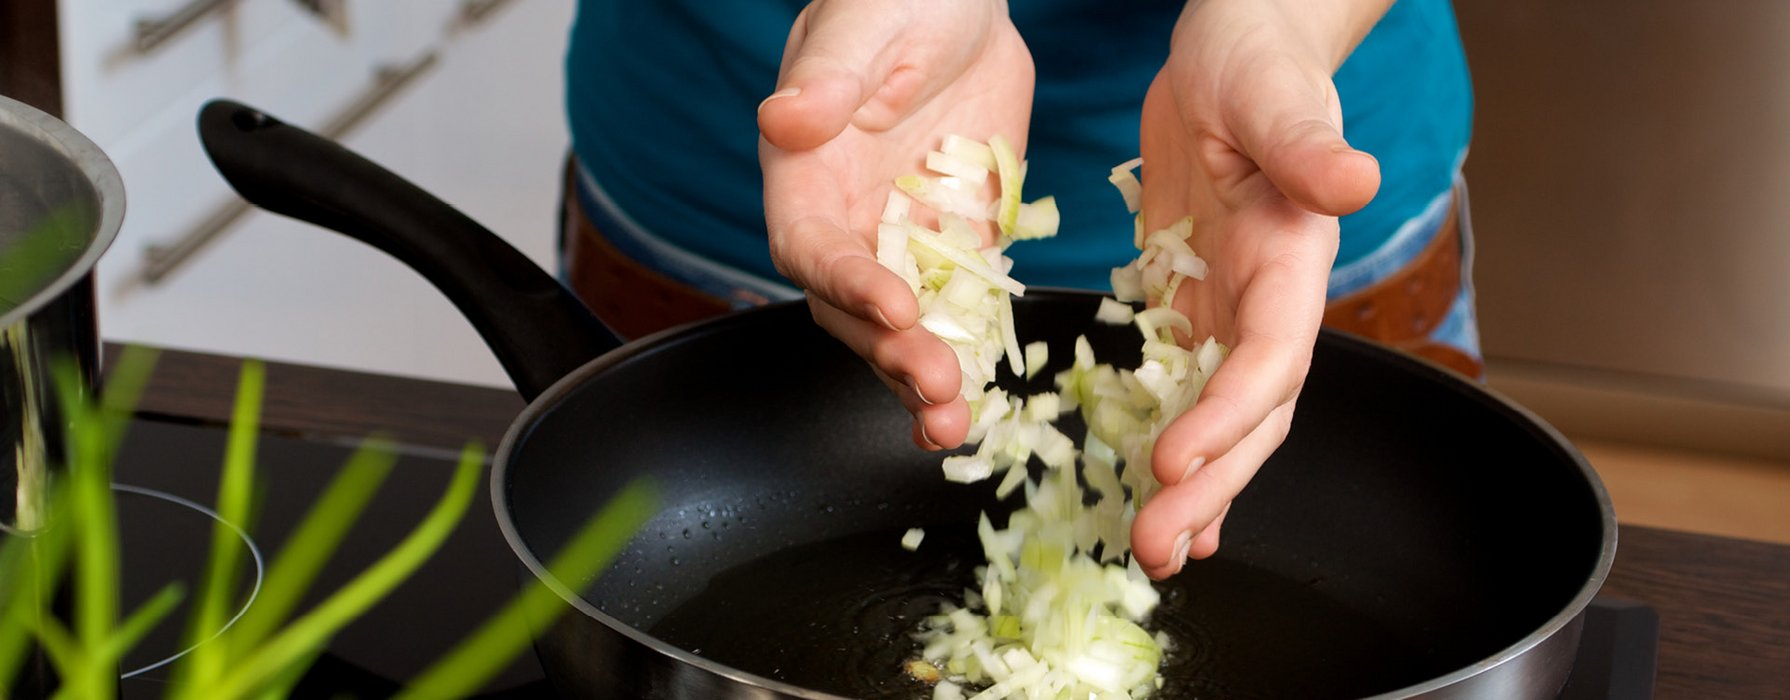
[1128,0,1385,579]
[759,0,1033,451]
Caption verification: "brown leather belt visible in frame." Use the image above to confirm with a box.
[1321,197,1482,378]
[562,162,732,341]
[564,160,1480,377]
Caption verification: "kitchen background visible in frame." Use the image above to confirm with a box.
[4,1,1786,544]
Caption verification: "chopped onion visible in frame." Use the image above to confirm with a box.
[989,136,1026,236]
[929,150,993,183]
[1133,307,1192,344]
[1023,341,1048,380]
[1108,158,1143,215]
[882,141,1237,700]
[942,134,998,171]
[898,174,993,221]
[884,189,914,223]
[1011,196,1060,241]
[903,528,927,551]
[943,455,995,484]
[905,225,1027,297]
[1095,298,1136,325]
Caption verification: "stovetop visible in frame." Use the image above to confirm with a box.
[112,418,543,697]
[110,418,1657,698]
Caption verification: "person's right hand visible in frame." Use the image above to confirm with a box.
[759,0,1033,452]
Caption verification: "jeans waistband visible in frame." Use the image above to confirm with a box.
[572,160,802,307]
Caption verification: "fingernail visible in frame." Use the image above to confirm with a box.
[907,377,936,406]
[1179,456,1205,484]
[918,420,939,450]
[758,87,800,115]
[866,303,897,331]
[1171,530,1194,571]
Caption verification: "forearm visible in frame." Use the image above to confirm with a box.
[1177,0,1396,71]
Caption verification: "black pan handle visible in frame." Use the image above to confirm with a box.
[197,99,619,402]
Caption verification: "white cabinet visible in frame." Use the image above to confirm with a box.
[68,0,575,389]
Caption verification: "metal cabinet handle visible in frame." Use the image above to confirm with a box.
[138,51,441,286]
[458,0,517,28]
[135,0,236,54]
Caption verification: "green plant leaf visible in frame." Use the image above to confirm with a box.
[0,489,73,691]
[255,645,325,700]
[31,615,79,688]
[69,429,118,698]
[97,583,183,668]
[0,204,90,313]
[43,357,120,698]
[224,436,398,656]
[0,536,33,687]
[173,359,266,695]
[46,582,182,700]
[95,345,160,464]
[207,443,485,698]
[396,477,660,699]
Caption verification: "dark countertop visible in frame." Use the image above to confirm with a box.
[115,345,1790,698]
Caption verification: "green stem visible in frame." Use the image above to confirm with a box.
[172,359,265,696]
[208,444,484,698]
[397,478,659,699]
[223,438,398,656]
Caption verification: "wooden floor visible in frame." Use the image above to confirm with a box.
[1571,437,1790,545]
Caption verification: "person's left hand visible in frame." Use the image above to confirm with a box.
[1128,0,1385,580]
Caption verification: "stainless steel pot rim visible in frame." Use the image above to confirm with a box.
[491,295,1620,700]
[0,94,126,330]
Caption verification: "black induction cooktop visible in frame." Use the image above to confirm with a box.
[109,418,1656,699]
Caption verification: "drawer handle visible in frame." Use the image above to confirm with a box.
[135,0,235,54]
[458,0,517,28]
[139,51,442,286]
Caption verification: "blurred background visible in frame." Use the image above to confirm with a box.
[2,1,1784,544]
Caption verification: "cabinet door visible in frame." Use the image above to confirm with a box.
[87,0,378,308]
[96,0,574,390]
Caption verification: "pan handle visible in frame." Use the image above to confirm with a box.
[196,99,618,402]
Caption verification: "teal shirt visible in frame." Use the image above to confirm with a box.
[566,1,1472,291]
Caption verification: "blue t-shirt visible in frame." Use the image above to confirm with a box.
[565,0,1472,291]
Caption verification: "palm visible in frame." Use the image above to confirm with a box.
[1138,71,1339,353]
[1128,31,1375,578]
[812,22,1033,247]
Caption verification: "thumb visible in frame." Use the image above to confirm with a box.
[758,7,903,152]
[1255,118,1381,217]
[1226,70,1381,216]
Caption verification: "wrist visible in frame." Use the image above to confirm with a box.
[1177,0,1394,71]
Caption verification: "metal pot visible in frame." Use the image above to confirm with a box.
[0,94,123,537]
[0,96,124,697]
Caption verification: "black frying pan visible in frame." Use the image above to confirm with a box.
[197,100,1616,699]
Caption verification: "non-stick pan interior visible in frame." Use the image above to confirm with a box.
[501,291,1611,699]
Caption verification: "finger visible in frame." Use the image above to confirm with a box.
[1256,119,1380,217]
[763,145,920,331]
[1133,403,1293,579]
[1188,503,1230,561]
[809,298,969,447]
[1150,209,1331,487]
[872,367,971,451]
[912,398,971,451]
[759,4,907,151]
[1224,64,1380,216]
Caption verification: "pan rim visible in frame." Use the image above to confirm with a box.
[490,289,1619,700]
[492,299,853,699]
